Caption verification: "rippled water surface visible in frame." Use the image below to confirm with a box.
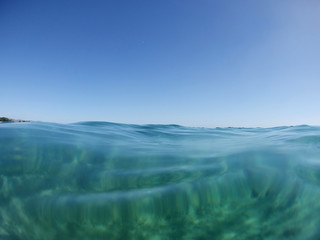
[1,122,320,240]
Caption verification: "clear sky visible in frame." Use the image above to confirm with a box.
[1,0,320,127]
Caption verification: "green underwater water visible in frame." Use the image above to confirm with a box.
[1,122,320,240]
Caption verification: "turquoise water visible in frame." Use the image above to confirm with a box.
[1,122,320,240]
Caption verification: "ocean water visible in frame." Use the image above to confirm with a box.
[1,122,320,240]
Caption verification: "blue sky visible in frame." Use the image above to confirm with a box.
[1,0,319,127]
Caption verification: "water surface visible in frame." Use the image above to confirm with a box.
[1,122,320,239]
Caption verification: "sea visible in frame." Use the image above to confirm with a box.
[1,122,320,240]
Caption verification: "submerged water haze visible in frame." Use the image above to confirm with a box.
[1,122,320,239]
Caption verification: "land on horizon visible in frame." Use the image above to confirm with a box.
[0,117,30,123]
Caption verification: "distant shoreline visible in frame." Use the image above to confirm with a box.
[0,117,30,123]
